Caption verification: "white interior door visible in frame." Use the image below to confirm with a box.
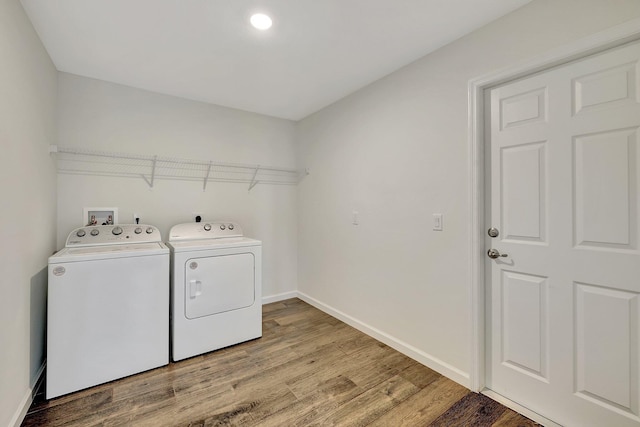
[486,40,640,427]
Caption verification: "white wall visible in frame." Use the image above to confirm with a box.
[5,3,639,426]
[56,73,298,300]
[0,0,57,426]
[296,0,640,385]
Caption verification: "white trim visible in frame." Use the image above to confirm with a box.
[468,66,486,392]
[31,362,46,397]
[9,388,33,427]
[469,17,640,92]
[262,290,298,305]
[482,390,562,427]
[8,362,46,427]
[468,17,640,393]
[297,291,470,388]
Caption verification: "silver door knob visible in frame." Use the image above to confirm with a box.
[487,249,508,259]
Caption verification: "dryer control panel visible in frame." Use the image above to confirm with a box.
[169,221,243,242]
[66,224,162,247]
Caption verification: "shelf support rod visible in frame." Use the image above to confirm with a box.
[142,155,157,188]
[248,166,260,191]
[203,161,212,192]
[301,168,310,182]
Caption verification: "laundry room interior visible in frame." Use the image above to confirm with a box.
[3,0,640,426]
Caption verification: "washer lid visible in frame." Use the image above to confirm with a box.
[167,237,261,252]
[49,242,169,263]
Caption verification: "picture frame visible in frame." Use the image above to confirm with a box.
[83,207,118,226]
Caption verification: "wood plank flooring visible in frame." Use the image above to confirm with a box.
[23,298,539,426]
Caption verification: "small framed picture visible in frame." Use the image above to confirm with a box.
[83,207,118,226]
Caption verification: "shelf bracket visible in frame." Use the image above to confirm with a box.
[248,166,260,191]
[142,155,157,189]
[203,161,212,192]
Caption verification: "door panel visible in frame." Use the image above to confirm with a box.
[185,253,255,319]
[501,271,548,381]
[573,62,638,115]
[574,128,638,250]
[487,40,640,426]
[500,87,548,129]
[501,142,547,243]
[575,283,639,415]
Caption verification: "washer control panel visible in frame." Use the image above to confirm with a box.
[169,221,243,242]
[66,224,162,247]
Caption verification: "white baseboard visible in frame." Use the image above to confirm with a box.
[482,389,561,427]
[9,389,33,427]
[9,362,46,427]
[262,290,298,305]
[32,362,46,398]
[297,291,471,388]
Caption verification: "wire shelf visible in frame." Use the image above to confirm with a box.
[50,145,305,191]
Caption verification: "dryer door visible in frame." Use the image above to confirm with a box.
[184,252,255,319]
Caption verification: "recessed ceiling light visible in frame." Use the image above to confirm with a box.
[250,13,272,30]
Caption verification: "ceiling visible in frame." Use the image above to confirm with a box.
[21,0,531,121]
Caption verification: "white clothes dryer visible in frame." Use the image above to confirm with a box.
[47,224,169,399]
[167,221,262,361]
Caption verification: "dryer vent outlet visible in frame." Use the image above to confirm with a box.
[192,212,204,223]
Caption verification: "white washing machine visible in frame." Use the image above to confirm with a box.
[167,221,262,361]
[47,224,169,399]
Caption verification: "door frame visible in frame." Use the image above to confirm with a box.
[468,17,640,394]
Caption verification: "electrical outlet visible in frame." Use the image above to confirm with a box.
[192,212,204,223]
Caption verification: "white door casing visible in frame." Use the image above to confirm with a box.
[485,40,640,426]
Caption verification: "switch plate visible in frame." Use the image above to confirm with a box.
[433,213,443,231]
[352,210,359,225]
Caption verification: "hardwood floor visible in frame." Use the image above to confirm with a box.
[23,298,539,426]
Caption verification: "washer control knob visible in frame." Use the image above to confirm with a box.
[146,227,154,234]
[112,226,123,235]
[228,224,234,231]
[134,227,142,234]
[220,224,226,230]
[90,229,99,236]
[204,224,212,231]
[76,229,86,237]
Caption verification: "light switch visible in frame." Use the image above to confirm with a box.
[352,210,359,225]
[433,213,443,231]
